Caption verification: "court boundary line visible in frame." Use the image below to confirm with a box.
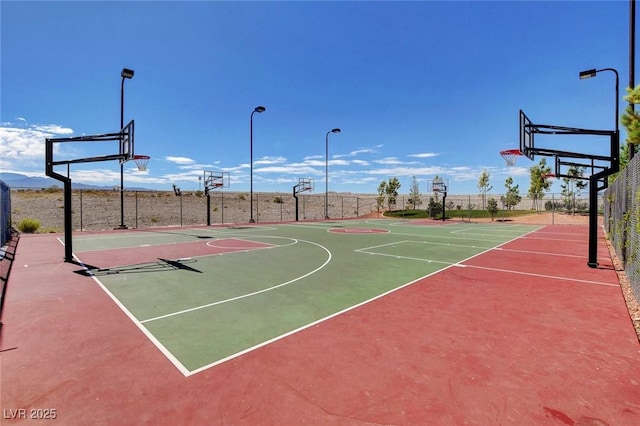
[77,237,291,272]
[185,225,544,376]
[72,223,542,377]
[139,238,332,324]
[356,239,489,253]
[457,263,619,287]
[70,252,191,376]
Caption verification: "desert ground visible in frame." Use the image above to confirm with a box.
[9,188,589,232]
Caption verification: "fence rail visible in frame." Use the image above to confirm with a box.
[604,155,640,301]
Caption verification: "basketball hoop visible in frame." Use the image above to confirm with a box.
[133,155,150,171]
[500,149,522,167]
[542,173,556,179]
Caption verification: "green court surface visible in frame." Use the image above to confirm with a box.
[72,220,540,375]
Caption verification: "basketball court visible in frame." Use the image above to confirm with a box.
[2,70,638,423]
[2,218,639,424]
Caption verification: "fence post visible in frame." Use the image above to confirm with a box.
[135,191,138,229]
[79,189,83,231]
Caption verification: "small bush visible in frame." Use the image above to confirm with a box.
[45,185,62,193]
[150,216,159,223]
[274,196,284,204]
[18,218,41,233]
[238,194,246,200]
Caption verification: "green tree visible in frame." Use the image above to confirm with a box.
[561,166,588,215]
[377,180,387,212]
[407,176,422,209]
[622,85,640,154]
[427,197,442,219]
[500,176,521,210]
[477,169,492,209]
[487,197,498,221]
[385,177,401,210]
[609,85,640,182]
[528,158,552,212]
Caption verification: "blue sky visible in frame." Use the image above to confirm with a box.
[0,0,631,195]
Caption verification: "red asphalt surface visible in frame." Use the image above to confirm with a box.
[1,224,639,425]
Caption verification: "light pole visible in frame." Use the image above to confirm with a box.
[579,67,619,133]
[325,128,341,219]
[118,68,134,229]
[579,67,619,268]
[250,106,266,223]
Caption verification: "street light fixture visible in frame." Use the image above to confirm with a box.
[579,67,619,133]
[118,67,134,229]
[250,105,266,223]
[325,128,341,219]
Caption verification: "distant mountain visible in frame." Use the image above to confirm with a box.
[0,173,138,190]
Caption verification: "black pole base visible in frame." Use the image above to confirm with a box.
[115,224,128,230]
[587,262,599,268]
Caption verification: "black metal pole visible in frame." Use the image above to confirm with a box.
[631,0,636,159]
[442,190,447,222]
[249,106,265,223]
[207,190,211,226]
[293,185,299,221]
[119,76,126,229]
[250,112,255,223]
[325,131,329,219]
[587,175,599,267]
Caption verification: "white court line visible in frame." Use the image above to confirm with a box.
[388,230,517,244]
[140,238,332,324]
[358,251,455,265]
[494,247,585,259]
[70,252,191,376]
[75,238,215,253]
[450,227,472,234]
[355,239,489,254]
[456,263,619,288]
[519,235,587,243]
[187,225,543,376]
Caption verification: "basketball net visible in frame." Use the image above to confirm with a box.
[133,155,150,171]
[500,149,522,167]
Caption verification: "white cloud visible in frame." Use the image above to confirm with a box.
[254,156,287,165]
[374,157,403,165]
[0,121,75,170]
[333,145,381,159]
[165,156,195,165]
[408,152,439,158]
[32,124,74,134]
[365,166,447,176]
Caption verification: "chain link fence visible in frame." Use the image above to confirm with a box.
[0,181,11,246]
[604,155,640,301]
[10,187,597,233]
